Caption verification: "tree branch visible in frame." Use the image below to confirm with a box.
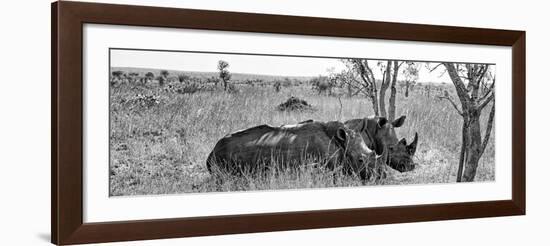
[429,63,444,72]
[351,60,371,85]
[476,65,489,85]
[364,61,376,85]
[480,101,495,155]
[397,61,405,70]
[478,91,494,110]
[437,93,463,116]
[341,76,368,96]
[479,82,494,104]
[443,63,470,108]
[483,75,495,92]
[471,65,489,99]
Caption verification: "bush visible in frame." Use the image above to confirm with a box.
[274,81,282,92]
[177,74,190,83]
[127,94,160,109]
[178,83,201,94]
[227,84,239,94]
[165,83,204,94]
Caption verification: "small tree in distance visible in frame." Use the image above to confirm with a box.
[178,74,190,84]
[274,81,282,92]
[401,62,419,97]
[158,70,169,86]
[111,71,124,85]
[310,76,333,95]
[217,60,231,91]
[145,72,155,85]
[127,72,139,84]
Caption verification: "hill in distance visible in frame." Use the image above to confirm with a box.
[111,67,315,82]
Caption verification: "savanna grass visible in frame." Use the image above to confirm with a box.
[109,81,495,196]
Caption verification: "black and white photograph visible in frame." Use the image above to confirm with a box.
[109,48,496,196]
[4,0,545,245]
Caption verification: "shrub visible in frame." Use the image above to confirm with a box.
[274,81,282,92]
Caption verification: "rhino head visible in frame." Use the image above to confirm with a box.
[345,116,418,172]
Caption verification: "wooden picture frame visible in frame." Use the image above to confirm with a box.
[52,1,525,244]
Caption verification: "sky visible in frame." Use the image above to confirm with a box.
[110,49,488,83]
[111,49,345,77]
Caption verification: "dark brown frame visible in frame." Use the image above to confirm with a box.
[52,1,525,245]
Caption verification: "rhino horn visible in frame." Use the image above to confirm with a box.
[407,132,418,155]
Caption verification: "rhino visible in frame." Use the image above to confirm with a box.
[206,120,376,179]
[345,116,418,172]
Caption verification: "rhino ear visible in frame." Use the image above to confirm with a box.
[360,118,368,132]
[336,128,347,143]
[392,115,406,128]
[399,138,407,145]
[407,132,418,155]
[377,117,388,128]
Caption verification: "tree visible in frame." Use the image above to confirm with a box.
[401,62,419,97]
[343,59,403,121]
[127,72,139,84]
[387,61,401,121]
[378,61,392,118]
[177,74,190,84]
[344,59,380,116]
[110,70,124,85]
[217,60,231,91]
[144,72,155,85]
[274,81,282,92]
[332,69,357,97]
[282,77,293,87]
[310,76,333,95]
[158,70,169,86]
[438,63,495,182]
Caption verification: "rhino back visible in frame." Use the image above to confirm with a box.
[210,122,340,169]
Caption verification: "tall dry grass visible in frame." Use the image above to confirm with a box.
[109,82,494,196]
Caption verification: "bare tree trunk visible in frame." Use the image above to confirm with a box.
[405,82,410,97]
[462,112,482,181]
[456,111,485,182]
[366,62,380,116]
[378,61,391,118]
[371,74,380,116]
[371,94,379,117]
[388,61,399,121]
[457,119,468,182]
[480,102,496,154]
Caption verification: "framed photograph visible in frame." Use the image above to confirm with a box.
[52,1,525,245]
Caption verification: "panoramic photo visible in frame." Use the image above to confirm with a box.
[108,48,496,196]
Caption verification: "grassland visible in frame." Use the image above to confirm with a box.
[109,73,495,196]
